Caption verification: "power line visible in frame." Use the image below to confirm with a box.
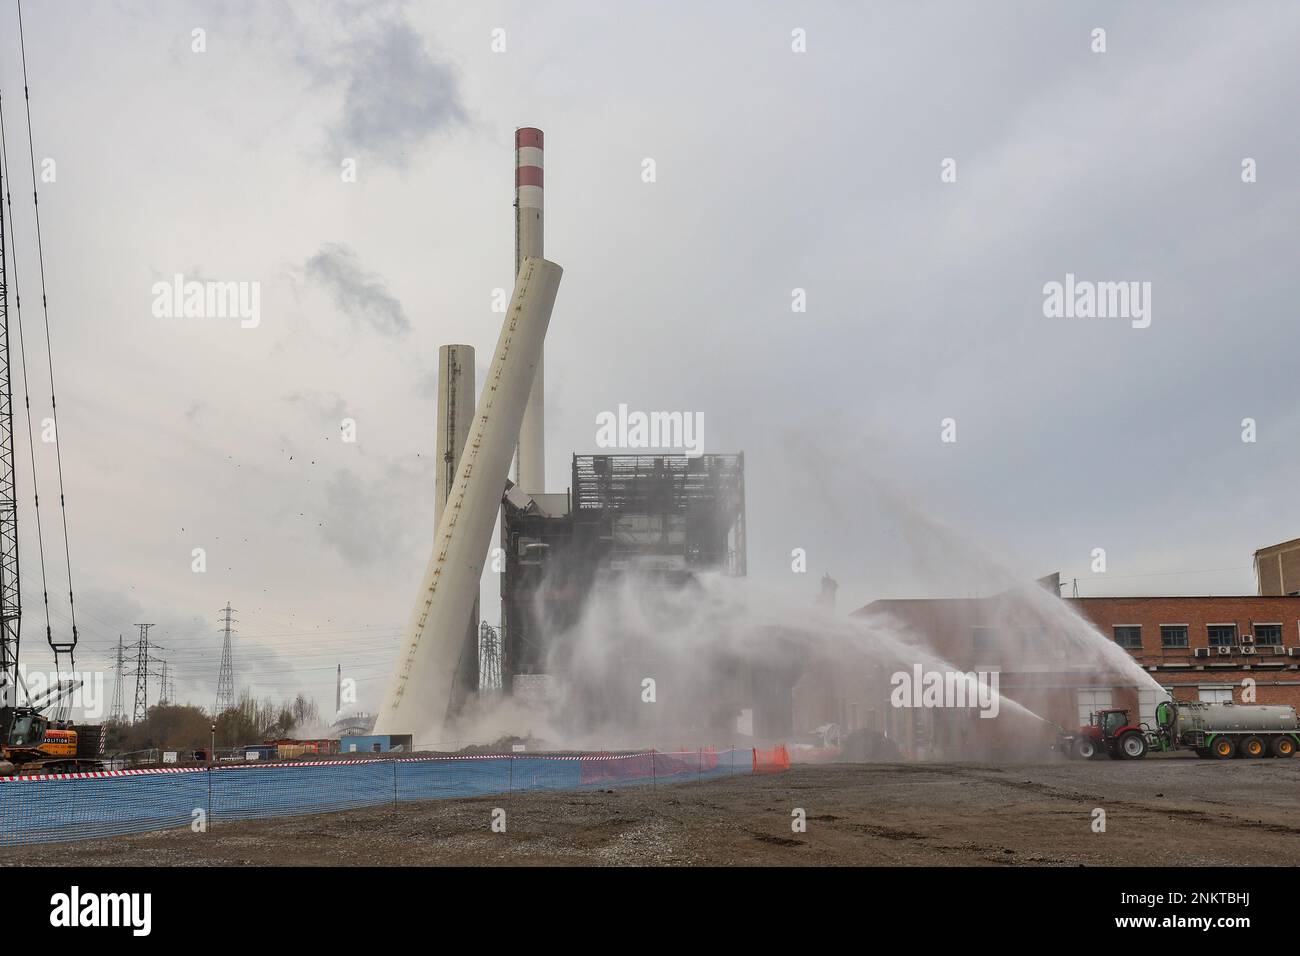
[1074,566,1252,582]
[16,0,79,676]
[0,74,54,706]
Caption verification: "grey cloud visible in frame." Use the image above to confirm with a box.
[299,3,468,163]
[304,243,409,336]
[335,19,467,157]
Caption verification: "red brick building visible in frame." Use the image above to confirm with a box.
[1068,595,1300,712]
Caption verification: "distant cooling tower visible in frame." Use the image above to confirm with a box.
[375,257,563,737]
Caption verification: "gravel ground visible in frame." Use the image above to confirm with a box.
[7,754,1300,866]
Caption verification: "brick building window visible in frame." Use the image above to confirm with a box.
[1207,624,1238,647]
[1255,624,1283,645]
[1113,626,1142,650]
[1160,625,1189,648]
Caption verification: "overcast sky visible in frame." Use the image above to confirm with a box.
[0,0,1296,716]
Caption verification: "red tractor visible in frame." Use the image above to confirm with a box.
[1063,708,1148,760]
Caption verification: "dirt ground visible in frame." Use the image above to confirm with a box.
[7,754,1300,866]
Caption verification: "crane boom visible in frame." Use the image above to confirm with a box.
[0,98,20,711]
[25,678,82,714]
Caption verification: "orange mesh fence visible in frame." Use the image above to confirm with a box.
[752,745,791,773]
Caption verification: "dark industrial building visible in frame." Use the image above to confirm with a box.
[497,453,749,735]
[500,453,746,682]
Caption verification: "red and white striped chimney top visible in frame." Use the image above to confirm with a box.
[515,127,543,208]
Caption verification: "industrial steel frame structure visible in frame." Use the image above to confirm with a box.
[499,453,747,687]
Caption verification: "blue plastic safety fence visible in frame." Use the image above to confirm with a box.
[0,748,757,846]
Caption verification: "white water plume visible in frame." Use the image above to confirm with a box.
[438,471,1164,760]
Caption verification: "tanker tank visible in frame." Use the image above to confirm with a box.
[1157,700,1300,759]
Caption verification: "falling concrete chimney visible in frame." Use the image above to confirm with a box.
[515,127,545,495]
[376,257,563,737]
[436,344,479,715]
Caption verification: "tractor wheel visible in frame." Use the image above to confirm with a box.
[1073,737,1097,760]
[1194,748,1211,759]
[1242,736,1266,759]
[1271,736,1296,758]
[1211,737,1236,759]
[1119,732,1147,760]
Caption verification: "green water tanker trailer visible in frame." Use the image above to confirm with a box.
[1153,699,1299,759]
[1058,700,1300,760]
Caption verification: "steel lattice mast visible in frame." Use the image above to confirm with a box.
[214,602,235,715]
[108,634,125,722]
[478,623,502,692]
[0,101,21,710]
[129,623,152,723]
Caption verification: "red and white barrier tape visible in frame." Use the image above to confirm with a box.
[0,766,205,783]
[0,749,747,782]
